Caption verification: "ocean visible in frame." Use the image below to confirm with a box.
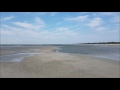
[58,44,120,61]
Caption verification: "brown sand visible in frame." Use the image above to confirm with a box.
[0,46,119,78]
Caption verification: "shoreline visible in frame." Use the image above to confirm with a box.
[0,46,119,78]
[76,44,120,46]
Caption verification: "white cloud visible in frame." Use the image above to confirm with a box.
[92,13,97,16]
[95,27,108,31]
[13,22,39,29]
[0,29,15,35]
[2,25,13,28]
[1,24,81,44]
[67,24,79,28]
[92,12,119,17]
[87,17,103,27]
[2,25,24,31]
[64,15,89,21]
[56,22,62,26]
[1,24,119,44]
[12,17,45,30]
[3,22,105,43]
[100,12,117,16]
[101,12,114,16]
[110,16,120,23]
[55,27,69,31]
[1,16,14,21]
[34,17,45,26]
[37,12,47,15]
[21,12,47,15]
[51,12,58,16]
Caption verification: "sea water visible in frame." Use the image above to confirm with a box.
[58,44,120,61]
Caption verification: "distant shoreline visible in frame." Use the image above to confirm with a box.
[77,42,120,44]
[1,43,120,45]
[1,42,120,46]
[76,44,120,45]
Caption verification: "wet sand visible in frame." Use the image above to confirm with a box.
[0,46,119,78]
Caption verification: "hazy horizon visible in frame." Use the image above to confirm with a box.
[1,12,119,44]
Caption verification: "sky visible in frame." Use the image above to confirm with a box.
[0,12,120,44]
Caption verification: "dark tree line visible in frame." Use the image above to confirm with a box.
[80,42,120,44]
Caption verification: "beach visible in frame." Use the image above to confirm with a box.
[0,46,120,78]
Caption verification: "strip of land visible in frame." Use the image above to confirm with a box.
[0,46,119,78]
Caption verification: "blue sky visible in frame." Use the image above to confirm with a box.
[0,12,119,44]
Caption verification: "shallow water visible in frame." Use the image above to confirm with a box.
[0,53,40,62]
[58,45,120,61]
[0,46,42,62]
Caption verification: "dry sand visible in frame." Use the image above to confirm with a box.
[0,46,119,78]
